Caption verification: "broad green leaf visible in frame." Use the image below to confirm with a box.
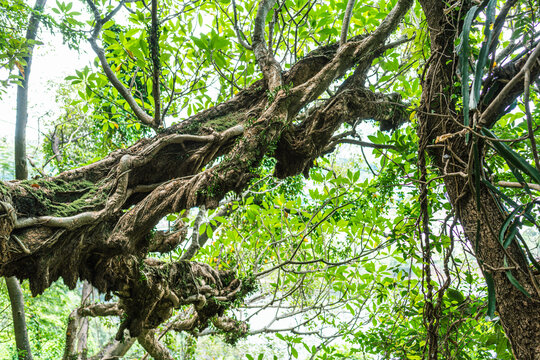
[484,271,496,318]
[457,4,478,129]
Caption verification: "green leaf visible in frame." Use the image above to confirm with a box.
[199,223,207,236]
[484,272,496,318]
[505,270,531,298]
[457,4,478,129]
[447,288,465,303]
[499,205,523,248]
[482,128,540,184]
[191,36,206,50]
[470,0,496,109]
[503,256,531,298]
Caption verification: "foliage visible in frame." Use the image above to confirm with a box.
[0,0,32,94]
[2,0,540,359]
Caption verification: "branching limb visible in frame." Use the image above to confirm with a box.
[274,88,408,177]
[85,0,159,128]
[290,0,413,111]
[231,0,253,50]
[252,0,283,90]
[480,42,540,128]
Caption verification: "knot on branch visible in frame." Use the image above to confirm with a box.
[147,222,187,253]
[212,315,249,345]
[115,259,251,340]
[0,200,16,263]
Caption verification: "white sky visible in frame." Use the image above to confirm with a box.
[0,13,93,147]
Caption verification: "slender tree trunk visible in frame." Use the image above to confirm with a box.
[15,0,47,179]
[9,1,48,359]
[76,281,93,360]
[5,277,32,360]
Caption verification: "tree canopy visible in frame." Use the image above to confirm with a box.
[0,0,539,359]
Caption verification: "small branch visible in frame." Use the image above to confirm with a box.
[252,0,283,90]
[232,0,253,50]
[498,181,540,192]
[340,0,355,45]
[26,156,46,177]
[336,138,396,150]
[85,0,158,128]
[10,235,30,254]
[480,41,540,127]
[181,205,232,260]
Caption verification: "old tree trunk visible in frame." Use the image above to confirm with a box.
[0,0,539,357]
[418,0,540,358]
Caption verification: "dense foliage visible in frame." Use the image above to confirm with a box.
[0,0,539,359]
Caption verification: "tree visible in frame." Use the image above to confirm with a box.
[7,0,47,359]
[0,0,539,359]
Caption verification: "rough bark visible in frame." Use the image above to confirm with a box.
[418,0,540,358]
[76,282,92,359]
[5,276,32,360]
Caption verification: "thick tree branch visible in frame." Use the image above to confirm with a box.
[289,0,413,111]
[137,329,174,360]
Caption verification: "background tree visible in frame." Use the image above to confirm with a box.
[6,0,48,359]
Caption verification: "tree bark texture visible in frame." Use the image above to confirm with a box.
[418,1,540,358]
[15,0,47,180]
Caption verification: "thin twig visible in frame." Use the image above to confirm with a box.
[340,0,355,45]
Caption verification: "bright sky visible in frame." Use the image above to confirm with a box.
[0,16,93,147]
